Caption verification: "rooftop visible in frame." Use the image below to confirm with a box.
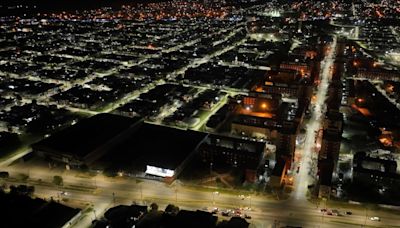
[32,113,142,158]
[235,93,282,119]
[100,123,207,172]
[0,191,80,228]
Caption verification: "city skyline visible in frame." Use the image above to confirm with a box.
[0,0,400,227]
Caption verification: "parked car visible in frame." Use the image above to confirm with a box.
[221,211,230,217]
[211,207,219,214]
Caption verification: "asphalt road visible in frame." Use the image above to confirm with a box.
[3,163,400,228]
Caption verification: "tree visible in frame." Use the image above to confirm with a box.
[10,185,34,196]
[164,204,179,215]
[53,175,63,186]
[149,203,158,212]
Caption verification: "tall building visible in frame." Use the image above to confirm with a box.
[198,134,267,182]
[230,92,299,160]
[319,110,344,170]
[252,69,312,99]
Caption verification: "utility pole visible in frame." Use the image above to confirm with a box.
[248,195,252,209]
[175,187,178,203]
[364,206,368,226]
[93,209,97,220]
[112,192,115,206]
[212,191,219,205]
[140,185,143,203]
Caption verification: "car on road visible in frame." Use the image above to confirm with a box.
[370,216,380,221]
[211,207,219,214]
[233,209,241,216]
[221,211,230,217]
[331,209,340,216]
[320,208,327,213]
[345,211,352,215]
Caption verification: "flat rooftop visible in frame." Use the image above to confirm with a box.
[100,123,207,171]
[265,69,301,84]
[235,94,282,119]
[32,113,142,158]
[0,191,80,228]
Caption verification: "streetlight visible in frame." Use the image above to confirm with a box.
[93,209,97,220]
[93,174,97,188]
[244,195,252,209]
[212,191,219,205]
[140,184,143,203]
[364,206,368,226]
[321,197,328,222]
[175,186,178,204]
[273,219,280,228]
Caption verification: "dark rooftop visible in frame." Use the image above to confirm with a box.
[174,210,218,228]
[353,152,399,179]
[0,191,80,228]
[271,156,286,177]
[32,113,142,158]
[218,217,250,228]
[318,159,334,186]
[322,129,342,142]
[101,123,207,171]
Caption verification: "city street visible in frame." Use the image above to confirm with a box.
[293,36,338,201]
[2,158,400,228]
[1,1,400,228]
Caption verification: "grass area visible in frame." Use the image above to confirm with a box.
[197,110,211,122]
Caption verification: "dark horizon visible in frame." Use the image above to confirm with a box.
[0,0,165,16]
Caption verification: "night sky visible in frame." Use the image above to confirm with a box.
[1,0,164,15]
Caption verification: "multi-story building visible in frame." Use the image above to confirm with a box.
[317,110,343,197]
[270,156,290,188]
[319,107,344,170]
[279,54,320,83]
[353,152,400,187]
[355,68,400,82]
[198,134,267,182]
[317,159,334,199]
[252,69,312,99]
[230,92,299,160]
